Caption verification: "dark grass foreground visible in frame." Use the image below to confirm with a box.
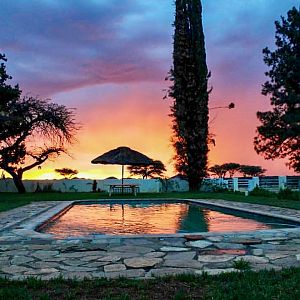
[1,268,300,300]
[1,191,300,213]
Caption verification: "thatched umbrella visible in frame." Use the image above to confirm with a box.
[91,146,153,186]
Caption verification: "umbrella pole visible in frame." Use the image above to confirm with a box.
[121,165,124,194]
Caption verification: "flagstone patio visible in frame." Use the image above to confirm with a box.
[1,199,300,280]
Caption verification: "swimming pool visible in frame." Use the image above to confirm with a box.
[37,200,299,238]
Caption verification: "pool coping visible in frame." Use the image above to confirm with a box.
[2,198,300,280]
[12,198,300,241]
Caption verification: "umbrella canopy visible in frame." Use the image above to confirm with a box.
[91,146,153,187]
[91,146,153,166]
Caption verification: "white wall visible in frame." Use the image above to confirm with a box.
[0,178,162,193]
[1,176,299,193]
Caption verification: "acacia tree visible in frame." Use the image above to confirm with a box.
[254,7,300,172]
[0,54,78,193]
[55,168,78,179]
[209,163,241,178]
[239,165,266,177]
[208,165,227,178]
[127,160,166,179]
[169,0,210,191]
[222,163,241,178]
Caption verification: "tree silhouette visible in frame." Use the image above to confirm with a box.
[239,165,266,177]
[168,0,210,191]
[209,163,241,178]
[127,160,166,179]
[254,7,300,172]
[0,54,79,193]
[55,168,78,179]
[208,165,227,178]
[222,163,241,178]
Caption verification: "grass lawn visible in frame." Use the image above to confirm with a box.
[1,191,300,213]
[0,268,300,300]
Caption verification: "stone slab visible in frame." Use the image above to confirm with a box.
[265,253,290,260]
[234,255,269,264]
[144,252,166,258]
[164,251,196,261]
[228,239,262,245]
[186,241,213,249]
[104,264,126,272]
[105,269,145,279]
[215,243,245,250]
[198,255,236,263]
[146,268,195,278]
[59,266,98,272]
[108,246,154,254]
[124,257,163,268]
[11,256,35,265]
[1,266,32,274]
[24,268,59,275]
[160,247,190,252]
[184,235,205,241]
[163,259,203,269]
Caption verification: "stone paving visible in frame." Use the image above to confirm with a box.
[0,198,300,280]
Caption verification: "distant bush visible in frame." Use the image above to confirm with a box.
[277,188,300,201]
[249,187,276,198]
[35,183,58,193]
[200,181,228,193]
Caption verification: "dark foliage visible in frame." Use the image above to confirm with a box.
[254,7,300,172]
[55,168,78,179]
[168,0,210,191]
[222,163,241,178]
[209,163,241,178]
[208,164,227,178]
[249,187,276,198]
[239,165,266,177]
[127,160,166,179]
[0,54,79,193]
[277,188,300,201]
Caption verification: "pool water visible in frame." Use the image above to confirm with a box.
[38,200,298,238]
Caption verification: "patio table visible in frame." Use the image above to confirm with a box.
[108,184,139,196]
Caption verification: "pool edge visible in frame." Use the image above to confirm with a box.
[14,198,300,240]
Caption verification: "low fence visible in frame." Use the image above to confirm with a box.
[0,176,299,193]
[207,176,300,192]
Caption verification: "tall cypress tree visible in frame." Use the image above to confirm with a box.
[169,0,210,191]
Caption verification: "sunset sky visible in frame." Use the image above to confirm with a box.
[1,0,299,179]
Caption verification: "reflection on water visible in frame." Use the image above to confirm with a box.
[39,201,295,238]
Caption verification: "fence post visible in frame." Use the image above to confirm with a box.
[233,178,239,191]
[249,177,259,191]
[278,176,287,190]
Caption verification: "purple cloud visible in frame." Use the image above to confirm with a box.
[0,0,298,97]
[1,0,172,95]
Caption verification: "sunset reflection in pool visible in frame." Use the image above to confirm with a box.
[39,201,296,238]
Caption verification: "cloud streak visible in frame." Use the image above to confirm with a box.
[1,0,172,95]
[1,0,298,97]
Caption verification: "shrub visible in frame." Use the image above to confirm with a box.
[249,187,276,198]
[277,188,300,201]
[35,183,58,193]
[200,181,228,193]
